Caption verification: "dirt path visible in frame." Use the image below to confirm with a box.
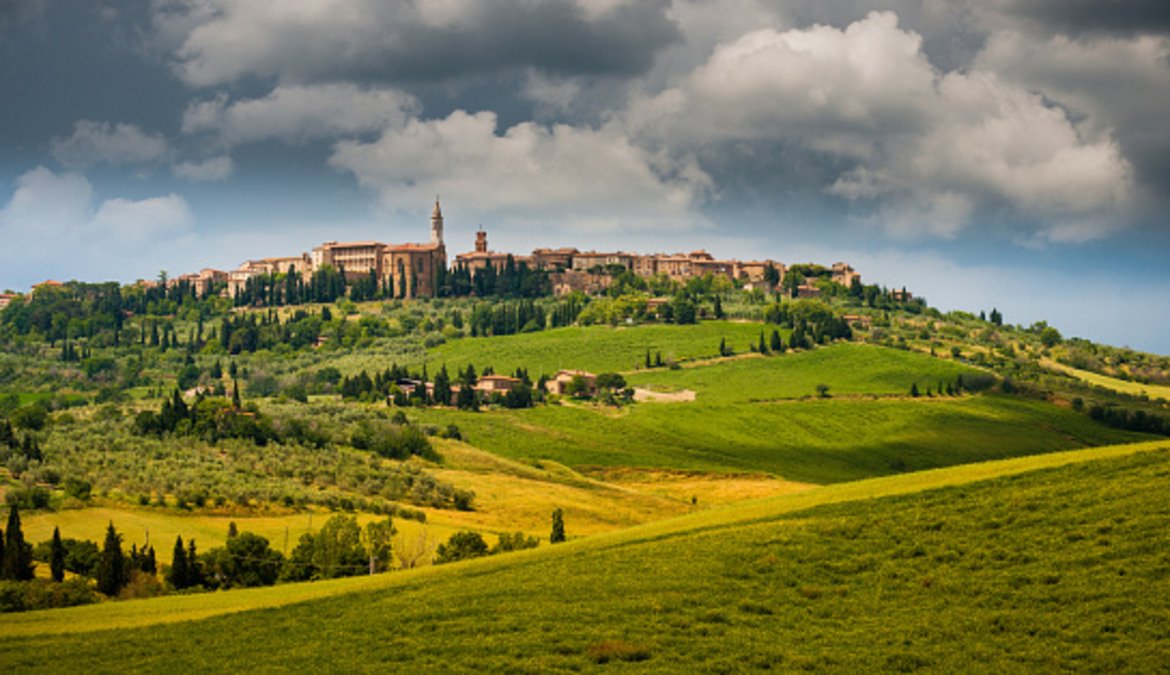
[633,387,696,403]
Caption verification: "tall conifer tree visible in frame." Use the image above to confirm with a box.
[2,505,35,581]
[50,526,65,582]
[168,536,188,589]
[97,521,127,596]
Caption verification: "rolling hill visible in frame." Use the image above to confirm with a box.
[2,440,1166,671]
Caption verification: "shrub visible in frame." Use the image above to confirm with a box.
[10,404,47,431]
[434,531,488,564]
[0,579,98,614]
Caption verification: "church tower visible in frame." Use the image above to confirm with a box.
[430,197,444,246]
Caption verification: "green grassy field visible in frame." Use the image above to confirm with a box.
[422,321,773,375]
[627,343,979,403]
[2,440,1166,671]
[414,394,1144,483]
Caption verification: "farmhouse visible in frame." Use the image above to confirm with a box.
[475,375,522,394]
[547,370,597,396]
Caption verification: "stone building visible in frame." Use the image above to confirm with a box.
[224,199,448,299]
[173,268,227,296]
[227,255,311,297]
[455,229,512,276]
[530,247,578,271]
[378,198,447,298]
[550,270,612,297]
[571,251,635,272]
[831,262,860,288]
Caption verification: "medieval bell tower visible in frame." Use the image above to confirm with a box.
[430,197,444,246]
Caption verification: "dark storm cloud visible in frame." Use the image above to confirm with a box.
[1002,0,1170,36]
[0,0,44,41]
[164,0,681,87]
[378,2,681,81]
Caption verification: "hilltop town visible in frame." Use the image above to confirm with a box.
[1,200,860,306]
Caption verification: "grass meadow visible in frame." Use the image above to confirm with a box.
[413,394,1145,483]
[422,321,774,375]
[626,342,979,403]
[2,440,1166,671]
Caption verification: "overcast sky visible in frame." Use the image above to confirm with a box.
[1,0,1168,352]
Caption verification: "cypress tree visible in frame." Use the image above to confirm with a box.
[168,536,188,589]
[187,539,202,587]
[550,508,565,544]
[770,329,784,353]
[2,504,35,581]
[50,526,65,582]
[97,521,127,596]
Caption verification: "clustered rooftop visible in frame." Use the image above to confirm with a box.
[140,200,860,300]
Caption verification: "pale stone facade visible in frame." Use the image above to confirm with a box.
[547,370,597,396]
[831,262,860,288]
[221,200,447,300]
[454,229,512,275]
[571,251,636,272]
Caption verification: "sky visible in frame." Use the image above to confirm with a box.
[1,0,1168,353]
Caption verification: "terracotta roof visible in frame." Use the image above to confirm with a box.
[385,243,441,252]
[321,241,383,249]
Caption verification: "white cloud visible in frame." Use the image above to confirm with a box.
[172,155,235,181]
[181,84,418,147]
[49,120,169,167]
[92,194,194,241]
[624,11,1135,242]
[0,167,195,282]
[0,166,92,232]
[974,29,1170,201]
[328,110,710,231]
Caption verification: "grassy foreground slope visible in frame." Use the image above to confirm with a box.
[2,441,1167,671]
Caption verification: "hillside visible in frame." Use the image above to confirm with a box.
[2,440,1166,671]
